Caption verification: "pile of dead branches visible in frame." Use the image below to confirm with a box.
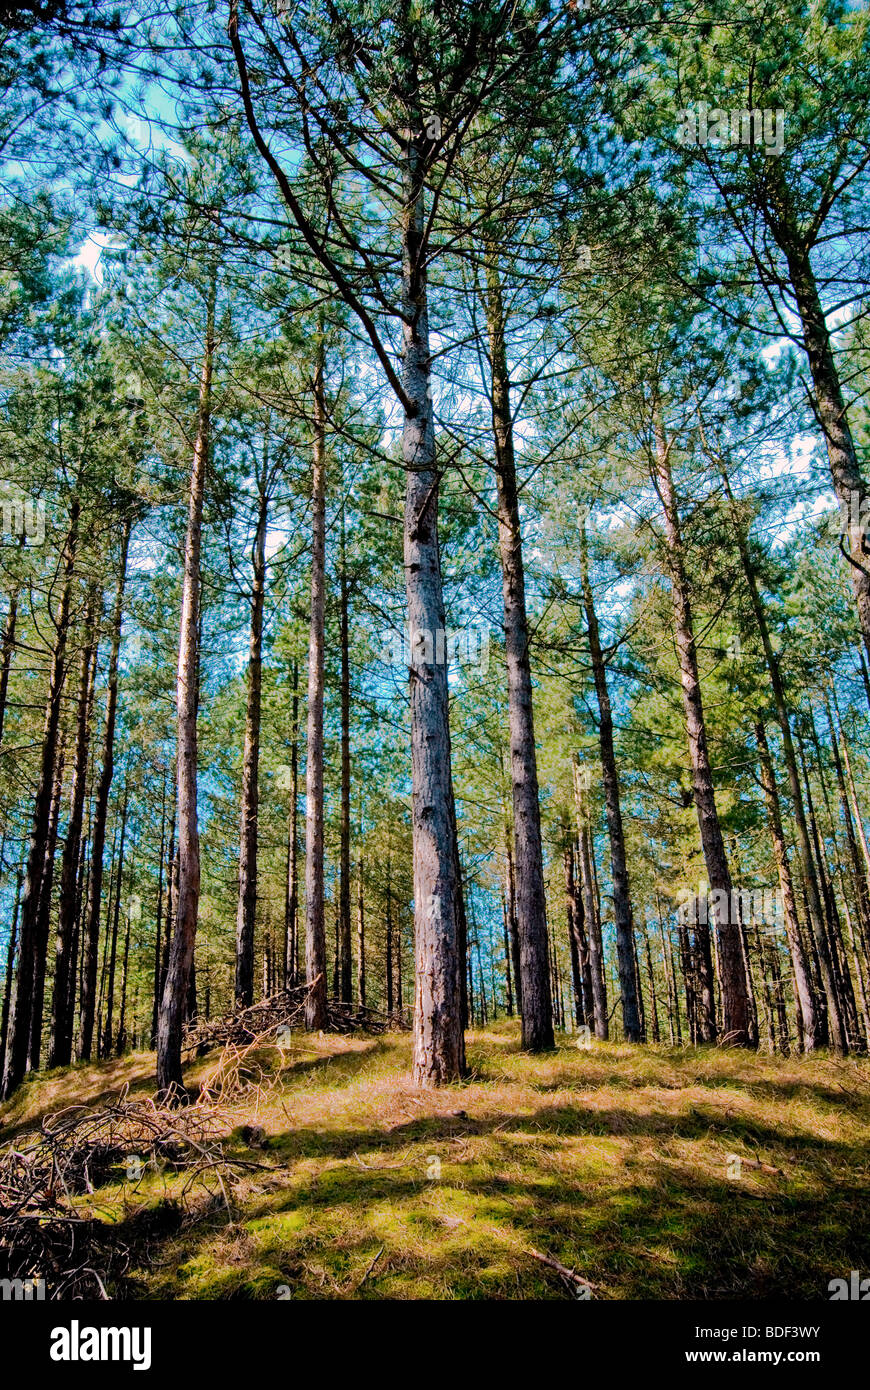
[0,1085,260,1298]
[184,981,408,1055]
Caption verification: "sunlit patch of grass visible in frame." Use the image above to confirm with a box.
[4,1021,870,1299]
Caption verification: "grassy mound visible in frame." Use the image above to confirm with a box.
[3,1021,869,1299]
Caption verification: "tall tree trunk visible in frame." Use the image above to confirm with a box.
[805,710,863,1050]
[2,499,79,1098]
[303,336,328,1031]
[101,789,128,1058]
[151,772,167,1048]
[642,919,660,1043]
[338,506,352,1005]
[573,763,608,1037]
[718,470,841,1049]
[503,819,522,1017]
[502,890,514,1017]
[656,897,680,1045]
[357,855,366,1008]
[157,275,216,1098]
[234,488,268,1008]
[771,177,870,661]
[825,696,870,969]
[49,584,99,1068]
[484,248,553,1053]
[402,139,465,1084]
[653,425,753,1046]
[395,909,403,1020]
[0,581,19,747]
[283,658,299,988]
[116,877,133,1054]
[579,520,642,1041]
[563,837,585,1026]
[0,870,22,1078]
[385,855,394,1014]
[754,719,817,1050]
[79,520,131,1062]
[28,728,67,1071]
[799,730,858,1049]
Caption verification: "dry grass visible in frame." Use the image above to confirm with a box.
[3,1020,870,1299]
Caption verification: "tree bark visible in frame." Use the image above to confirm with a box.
[151,772,167,1049]
[0,581,19,747]
[770,175,870,661]
[0,870,22,1078]
[484,248,553,1053]
[28,728,66,1071]
[2,498,79,1098]
[101,788,128,1058]
[754,719,817,1051]
[234,487,268,1008]
[573,763,608,1037]
[403,139,465,1084]
[357,855,366,1008]
[303,335,328,1032]
[49,584,99,1068]
[653,424,753,1046]
[157,275,215,1098]
[283,658,299,988]
[338,506,352,1004]
[579,520,642,1041]
[79,520,131,1062]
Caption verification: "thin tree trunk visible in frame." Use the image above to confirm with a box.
[386,855,394,1015]
[357,855,366,1008]
[502,890,514,1017]
[579,520,642,1040]
[234,488,268,1008]
[799,728,859,1048]
[503,824,522,1017]
[283,658,299,988]
[0,870,22,1077]
[79,520,131,1062]
[754,719,817,1050]
[303,336,329,1031]
[573,764,607,1037]
[338,505,352,1005]
[101,789,128,1058]
[642,919,660,1043]
[116,881,133,1054]
[157,275,216,1098]
[0,581,19,747]
[28,728,67,1071]
[563,837,584,1026]
[484,247,553,1053]
[49,584,99,1068]
[2,499,79,1098]
[653,425,753,1046]
[151,772,167,1048]
[656,897,679,1045]
[772,179,870,661]
[723,473,840,1048]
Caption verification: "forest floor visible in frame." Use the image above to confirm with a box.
[3,1021,870,1299]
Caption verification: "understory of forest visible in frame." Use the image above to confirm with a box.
[3,1021,868,1301]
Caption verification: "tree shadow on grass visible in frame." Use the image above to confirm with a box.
[110,1093,870,1300]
